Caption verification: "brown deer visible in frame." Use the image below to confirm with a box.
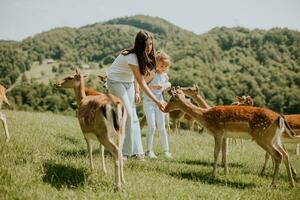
[0,84,10,142]
[260,114,300,177]
[232,95,254,106]
[56,69,127,188]
[165,87,297,187]
[181,86,300,177]
[232,95,299,176]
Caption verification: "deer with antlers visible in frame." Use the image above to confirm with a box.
[165,87,298,187]
[0,84,10,142]
[56,69,127,188]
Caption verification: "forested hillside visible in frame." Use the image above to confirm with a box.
[0,15,299,113]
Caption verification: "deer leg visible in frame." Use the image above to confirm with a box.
[188,120,194,134]
[278,145,295,187]
[260,152,270,176]
[100,144,107,174]
[85,138,94,170]
[221,138,228,175]
[165,113,171,135]
[100,138,122,188]
[255,138,282,188]
[117,112,126,184]
[0,112,10,142]
[176,121,180,135]
[291,164,297,180]
[269,148,282,188]
[212,135,223,177]
[282,144,297,179]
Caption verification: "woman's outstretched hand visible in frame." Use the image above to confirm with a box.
[157,101,167,112]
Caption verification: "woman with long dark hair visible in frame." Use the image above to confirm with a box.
[106,30,165,159]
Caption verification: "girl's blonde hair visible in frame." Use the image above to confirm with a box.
[156,50,171,67]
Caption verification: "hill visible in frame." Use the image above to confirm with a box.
[0,15,299,113]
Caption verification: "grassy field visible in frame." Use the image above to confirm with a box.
[0,110,299,199]
[6,61,108,94]
[23,62,108,85]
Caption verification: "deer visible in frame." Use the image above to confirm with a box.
[181,86,300,177]
[231,95,300,177]
[260,114,300,176]
[231,95,254,106]
[0,84,10,142]
[165,87,298,188]
[55,69,127,188]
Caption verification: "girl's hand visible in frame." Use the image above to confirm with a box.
[135,92,141,104]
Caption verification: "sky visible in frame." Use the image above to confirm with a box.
[0,0,299,41]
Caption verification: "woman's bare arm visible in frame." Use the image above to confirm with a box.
[129,64,164,110]
[134,80,141,103]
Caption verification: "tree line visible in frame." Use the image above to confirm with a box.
[0,15,299,114]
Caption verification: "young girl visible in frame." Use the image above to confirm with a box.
[106,31,165,160]
[143,51,172,159]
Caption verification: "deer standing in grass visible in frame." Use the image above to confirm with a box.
[181,86,300,178]
[165,87,297,187]
[0,84,10,142]
[232,96,300,175]
[260,114,300,177]
[56,69,127,188]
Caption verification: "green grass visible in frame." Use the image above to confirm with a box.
[24,62,107,84]
[0,110,299,199]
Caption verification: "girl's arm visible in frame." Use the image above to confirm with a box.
[161,74,171,90]
[129,64,165,111]
[161,82,171,91]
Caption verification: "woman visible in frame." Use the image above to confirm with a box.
[106,30,165,159]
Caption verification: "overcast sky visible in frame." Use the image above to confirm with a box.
[0,0,299,41]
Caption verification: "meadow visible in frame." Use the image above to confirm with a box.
[0,110,299,200]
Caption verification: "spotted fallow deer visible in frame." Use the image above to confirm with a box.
[56,69,127,188]
[0,84,10,142]
[231,96,300,176]
[259,114,300,176]
[181,86,300,179]
[165,87,298,187]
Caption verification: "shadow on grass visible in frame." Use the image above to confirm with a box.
[58,149,112,158]
[58,135,81,145]
[169,171,256,189]
[42,162,88,189]
[176,159,244,168]
[58,149,87,158]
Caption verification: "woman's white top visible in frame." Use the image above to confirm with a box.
[106,53,139,82]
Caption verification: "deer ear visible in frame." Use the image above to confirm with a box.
[176,86,181,90]
[194,84,199,92]
[171,87,177,96]
[98,75,107,82]
[75,68,80,75]
[167,86,175,95]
